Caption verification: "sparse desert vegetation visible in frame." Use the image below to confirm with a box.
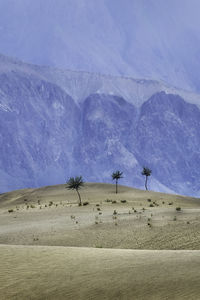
[0,182,200,299]
[111,170,123,194]
[141,167,152,190]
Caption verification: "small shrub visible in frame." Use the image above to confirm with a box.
[113,210,117,215]
[97,207,101,211]
[99,212,102,215]
[112,200,117,204]
[147,222,152,227]
[168,202,173,205]
[162,201,165,204]
[176,207,181,211]
[49,201,53,206]
[173,216,177,221]
[33,238,39,241]
[95,221,99,225]
[83,201,89,206]
[187,221,190,224]
[30,205,35,208]
[8,209,14,213]
[149,203,154,207]
[105,199,112,203]
[96,204,100,206]
[120,200,127,203]
[147,198,151,202]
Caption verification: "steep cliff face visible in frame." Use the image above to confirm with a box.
[133,92,200,195]
[75,92,200,195]
[0,55,200,196]
[76,94,140,184]
[0,71,80,191]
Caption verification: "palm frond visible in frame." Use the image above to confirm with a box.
[66,176,84,190]
[112,170,123,180]
[141,167,152,177]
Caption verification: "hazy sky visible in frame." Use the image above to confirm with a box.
[0,0,200,91]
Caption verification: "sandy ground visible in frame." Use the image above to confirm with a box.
[0,183,200,299]
[0,183,200,249]
[0,245,200,300]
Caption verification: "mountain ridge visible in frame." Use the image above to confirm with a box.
[1,53,200,107]
[1,0,200,92]
[0,54,200,196]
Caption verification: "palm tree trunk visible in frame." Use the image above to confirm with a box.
[76,189,82,206]
[145,176,148,190]
[116,179,118,194]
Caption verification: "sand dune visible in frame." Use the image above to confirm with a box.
[0,183,200,299]
[1,182,199,209]
[0,183,200,249]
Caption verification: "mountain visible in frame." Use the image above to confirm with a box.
[1,0,200,92]
[0,54,200,196]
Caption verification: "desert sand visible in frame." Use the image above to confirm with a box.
[0,183,200,299]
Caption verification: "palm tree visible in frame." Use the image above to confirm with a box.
[141,167,152,190]
[112,170,123,194]
[66,176,84,206]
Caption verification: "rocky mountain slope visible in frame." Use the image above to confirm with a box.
[0,54,200,196]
